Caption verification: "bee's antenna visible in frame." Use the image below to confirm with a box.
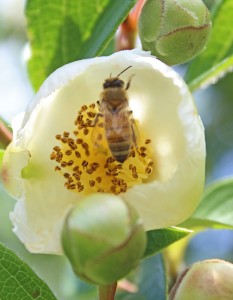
[109,72,112,77]
[117,66,132,77]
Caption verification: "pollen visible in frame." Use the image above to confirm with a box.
[50,102,154,195]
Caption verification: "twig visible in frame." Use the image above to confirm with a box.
[0,121,13,147]
[98,283,117,300]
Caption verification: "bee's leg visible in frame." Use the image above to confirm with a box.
[130,119,139,151]
[97,100,101,107]
[125,74,135,90]
[93,112,103,127]
[92,112,105,153]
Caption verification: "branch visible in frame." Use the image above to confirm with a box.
[0,121,12,147]
[98,283,117,300]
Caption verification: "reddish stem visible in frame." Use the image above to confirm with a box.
[0,121,12,147]
[98,283,117,300]
[116,0,146,51]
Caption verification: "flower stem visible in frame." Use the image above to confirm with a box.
[98,283,117,300]
[0,121,12,147]
[116,0,146,51]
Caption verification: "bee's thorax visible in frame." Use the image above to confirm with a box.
[102,88,127,107]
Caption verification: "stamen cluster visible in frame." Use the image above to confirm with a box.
[50,102,153,195]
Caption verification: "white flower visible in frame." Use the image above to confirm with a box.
[1,50,205,254]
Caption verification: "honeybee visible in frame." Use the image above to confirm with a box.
[93,66,138,163]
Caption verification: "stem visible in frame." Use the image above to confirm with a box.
[0,121,12,147]
[98,282,117,300]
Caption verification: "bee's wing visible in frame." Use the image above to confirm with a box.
[129,107,142,149]
[130,116,141,149]
[92,100,141,150]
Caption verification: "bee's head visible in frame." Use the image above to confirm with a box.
[103,66,132,89]
[103,78,124,89]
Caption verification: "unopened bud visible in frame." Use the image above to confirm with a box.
[139,0,212,65]
[62,194,146,285]
[170,259,233,300]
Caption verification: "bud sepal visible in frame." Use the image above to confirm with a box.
[62,194,147,285]
[139,0,212,65]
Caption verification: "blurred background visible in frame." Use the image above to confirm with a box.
[0,0,233,299]
[0,0,32,121]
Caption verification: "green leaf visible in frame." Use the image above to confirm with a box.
[0,149,4,170]
[0,243,57,300]
[116,254,167,300]
[26,0,136,90]
[143,227,191,258]
[185,0,233,91]
[181,179,233,229]
[187,53,233,91]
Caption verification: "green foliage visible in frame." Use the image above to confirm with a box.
[187,55,233,92]
[185,0,233,91]
[116,254,167,300]
[181,179,233,229]
[26,0,136,90]
[0,243,57,300]
[0,150,4,170]
[1,1,233,299]
[144,227,191,258]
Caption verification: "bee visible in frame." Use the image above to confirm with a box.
[93,66,138,163]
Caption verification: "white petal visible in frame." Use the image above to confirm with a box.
[122,63,205,229]
[2,50,205,254]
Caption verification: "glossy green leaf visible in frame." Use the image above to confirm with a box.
[26,0,136,90]
[116,254,167,300]
[144,227,191,258]
[0,184,67,300]
[181,179,233,229]
[0,149,4,170]
[185,0,233,91]
[0,243,57,300]
[187,53,233,91]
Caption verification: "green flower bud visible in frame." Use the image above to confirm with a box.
[139,0,212,65]
[62,194,146,285]
[170,259,233,300]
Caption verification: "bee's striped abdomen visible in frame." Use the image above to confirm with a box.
[105,116,132,163]
[108,135,132,163]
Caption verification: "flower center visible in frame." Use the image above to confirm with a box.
[50,102,153,195]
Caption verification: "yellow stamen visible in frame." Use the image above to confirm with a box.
[50,102,154,195]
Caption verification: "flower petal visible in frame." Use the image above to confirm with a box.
[2,50,205,254]
[122,63,205,229]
